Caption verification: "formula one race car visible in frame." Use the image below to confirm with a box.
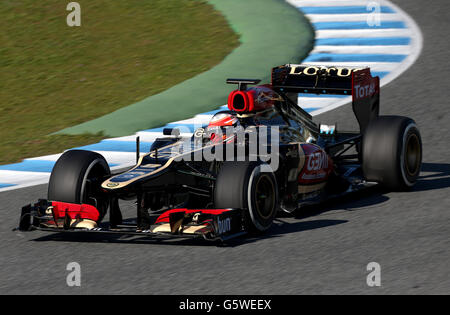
[18,64,422,242]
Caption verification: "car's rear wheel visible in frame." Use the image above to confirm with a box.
[362,116,422,190]
[214,161,278,232]
[48,150,111,221]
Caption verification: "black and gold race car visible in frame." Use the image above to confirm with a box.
[18,64,422,242]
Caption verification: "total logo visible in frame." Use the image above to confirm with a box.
[217,217,231,235]
[307,151,328,171]
[354,83,376,99]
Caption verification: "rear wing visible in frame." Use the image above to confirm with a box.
[271,64,380,133]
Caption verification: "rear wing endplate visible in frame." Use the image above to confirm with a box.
[271,64,380,133]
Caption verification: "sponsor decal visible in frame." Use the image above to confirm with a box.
[106,182,119,188]
[122,171,145,177]
[320,124,336,135]
[113,171,147,181]
[289,65,362,77]
[298,144,332,184]
[354,83,377,100]
[306,151,329,172]
[193,127,205,138]
[216,217,231,235]
[301,172,326,180]
[149,151,174,159]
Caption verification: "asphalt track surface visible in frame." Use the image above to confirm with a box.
[0,0,449,294]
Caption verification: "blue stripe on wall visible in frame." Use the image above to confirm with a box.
[0,160,56,173]
[75,140,153,153]
[313,21,405,30]
[0,183,16,189]
[315,37,411,46]
[304,53,407,62]
[303,107,319,113]
[299,6,396,14]
[372,71,389,78]
[0,159,119,173]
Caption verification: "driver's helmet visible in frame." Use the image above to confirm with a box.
[206,112,240,144]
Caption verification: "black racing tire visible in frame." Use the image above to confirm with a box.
[48,150,111,220]
[214,161,278,232]
[362,116,422,191]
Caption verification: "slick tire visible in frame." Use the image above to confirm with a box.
[362,116,422,191]
[214,161,278,233]
[48,150,111,220]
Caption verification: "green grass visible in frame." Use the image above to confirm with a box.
[0,0,239,164]
[59,0,315,138]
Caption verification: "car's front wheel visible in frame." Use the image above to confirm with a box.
[214,161,278,232]
[48,150,111,221]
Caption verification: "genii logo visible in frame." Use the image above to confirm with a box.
[217,217,231,235]
[307,152,328,171]
[299,144,333,184]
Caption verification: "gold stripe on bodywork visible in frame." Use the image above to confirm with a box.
[101,140,219,190]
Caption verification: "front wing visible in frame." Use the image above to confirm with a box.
[18,200,246,243]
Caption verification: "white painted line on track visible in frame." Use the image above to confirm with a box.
[289,0,380,6]
[312,45,412,54]
[0,171,50,193]
[26,154,62,162]
[306,13,403,23]
[315,28,412,38]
